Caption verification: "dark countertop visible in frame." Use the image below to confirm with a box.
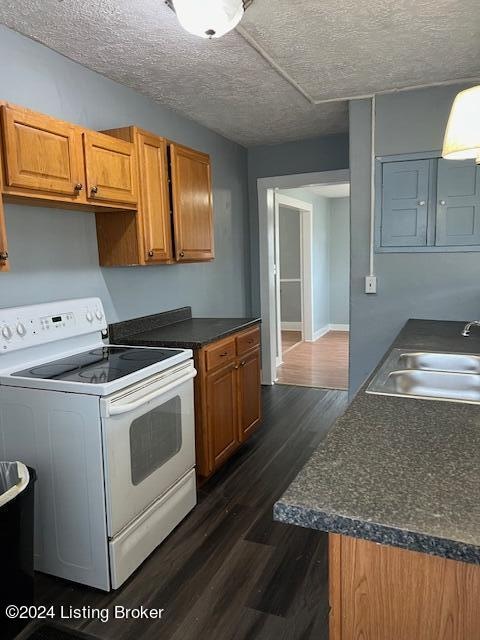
[274,319,480,564]
[109,306,261,350]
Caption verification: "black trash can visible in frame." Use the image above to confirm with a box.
[0,462,36,640]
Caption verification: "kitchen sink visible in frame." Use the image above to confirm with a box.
[367,348,480,404]
[397,351,480,374]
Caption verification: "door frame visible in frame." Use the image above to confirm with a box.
[257,169,350,386]
[274,192,314,369]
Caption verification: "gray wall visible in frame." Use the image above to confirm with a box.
[248,134,349,315]
[349,83,480,394]
[330,197,350,325]
[279,206,302,323]
[278,207,302,322]
[0,25,250,322]
[279,207,301,280]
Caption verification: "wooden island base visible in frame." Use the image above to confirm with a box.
[329,533,480,640]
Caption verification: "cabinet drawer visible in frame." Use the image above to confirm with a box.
[236,326,260,356]
[205,338,236,371]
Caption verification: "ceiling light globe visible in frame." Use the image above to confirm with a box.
[442,85,480,164]
[173,0,244,38]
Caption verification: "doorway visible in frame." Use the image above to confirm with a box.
[257,170,351,390]
[273,192,314,368]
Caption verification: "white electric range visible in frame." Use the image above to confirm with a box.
[0,297,197,590]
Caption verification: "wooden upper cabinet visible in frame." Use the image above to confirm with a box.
[0,198,9,272]
[169,143,214,262]
[83,131,137,206]
[95,126,173,266]
[138,131,173,263]
[1,105,84,198]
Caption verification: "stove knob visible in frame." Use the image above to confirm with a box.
[2,325,12,340]
[16,323,27,337]
[86,312,94,323]
[95,310,103,321]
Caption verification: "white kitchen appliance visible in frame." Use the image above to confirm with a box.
[0,298,197,590]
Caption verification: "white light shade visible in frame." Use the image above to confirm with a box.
[442,85,480,164]
[173,0,244,38]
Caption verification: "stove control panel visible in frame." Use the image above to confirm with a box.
[0,298,107,353]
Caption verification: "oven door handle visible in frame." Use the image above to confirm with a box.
[106,369,196,417]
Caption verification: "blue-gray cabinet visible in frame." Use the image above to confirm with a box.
[376,154,480,252]
[381,160,431,247]
[436,159,480,247]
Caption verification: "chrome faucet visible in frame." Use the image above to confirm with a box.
[462,321,480,337]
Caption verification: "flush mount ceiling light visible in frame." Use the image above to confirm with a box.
[166,0,253,39]
[442,85,480,164]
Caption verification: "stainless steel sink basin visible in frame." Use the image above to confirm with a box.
[367,349,480,404]
[397,351,480,374]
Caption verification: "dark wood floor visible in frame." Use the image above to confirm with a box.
[31,385,348,640]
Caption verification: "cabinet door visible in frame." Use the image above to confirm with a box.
[1,105,84,197]
[206,363,239,470]
[381,160,430,247]
[238,348,261,442]
[436,159,480,246]
[137,132,173,262]
[83,131,137,205]
[169,143,214,262]
[0,198,8,272]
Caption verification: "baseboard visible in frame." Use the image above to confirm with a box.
[329,324,350,331]
[309,324,350,341]
[310,325,330,341]
[281,322,303,331]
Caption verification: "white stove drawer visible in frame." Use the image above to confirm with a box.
[109,468,196,589]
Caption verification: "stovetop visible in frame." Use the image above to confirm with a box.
[12,346,184,385]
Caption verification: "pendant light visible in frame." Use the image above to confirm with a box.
[442,85,480,164]
[168,0,251,39]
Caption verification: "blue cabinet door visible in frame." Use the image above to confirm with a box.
[381,160,430,247]
[435,159,480,246]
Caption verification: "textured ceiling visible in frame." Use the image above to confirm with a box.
[0,0,478,146]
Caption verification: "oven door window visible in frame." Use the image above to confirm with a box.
[129,395,182,486]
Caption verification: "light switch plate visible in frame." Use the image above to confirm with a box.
[365,275,377,294]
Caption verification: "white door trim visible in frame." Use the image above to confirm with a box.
[258,169,350,386]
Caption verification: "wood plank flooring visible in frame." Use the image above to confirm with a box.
[281,331,302,354]
[29,386,347,640]
[276,331,349,390]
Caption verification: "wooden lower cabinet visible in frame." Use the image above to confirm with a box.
[206,362,239,470]
[238,348,261,441]
[194,325,262,480]
[329,533,480,640]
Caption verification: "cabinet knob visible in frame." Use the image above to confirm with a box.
[418,200,426,206]
[148,250,154,258]
[90,186,98,195]
[439,200,446,206]
[240,361,246,367]
[74,183,83,192]
[0,251,8,262]
[179,251,185,258]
